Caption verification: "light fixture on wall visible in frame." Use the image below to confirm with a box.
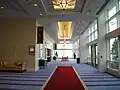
[52,0,76,10]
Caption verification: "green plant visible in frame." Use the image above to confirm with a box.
[111,39,118,61]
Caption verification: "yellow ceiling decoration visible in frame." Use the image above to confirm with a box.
[52,0,76,10]
[58,22,72,40]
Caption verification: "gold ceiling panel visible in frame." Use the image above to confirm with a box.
[58,22,72,39]
[52,0,76,10]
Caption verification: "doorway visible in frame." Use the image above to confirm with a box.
[91,44,98,67]
[47,48,51,62]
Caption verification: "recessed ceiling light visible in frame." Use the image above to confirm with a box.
[34,3,37,7]
[1,6,4,9]
[87,12,90,15]
[40,13,43,16]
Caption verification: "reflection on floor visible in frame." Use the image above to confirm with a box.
[0,59,120,90]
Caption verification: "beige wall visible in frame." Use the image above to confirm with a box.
[0,18,36,71]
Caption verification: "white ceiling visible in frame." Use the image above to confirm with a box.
[0,0,106,43]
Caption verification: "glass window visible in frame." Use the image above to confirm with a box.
[64,50,73,58]
[119,1,120,9]
[95,31,98,39]
[94,20,97,30]
[55,50,73,58]
[90,34,92,41]
[91,25,94,33]
[109,37,118,69]
[109,17,117,32]
[57,44,73,49]
[87,36,89,42]
[95,23,97,30]
[55,50,63,58]
[88,28,91,35]
[110,37,118,61]
[89,46,91,55]
[108,6,116,19]
[96,45,98,64]
[89,36,91,42]
[90,34,92,42]
[88,20,98,42]
[92,33,94,41]
[75,42,77,48]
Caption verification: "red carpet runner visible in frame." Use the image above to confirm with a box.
[43,66,86,90]
[61,59,69,62]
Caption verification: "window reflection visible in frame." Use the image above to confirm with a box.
[109,17,117,32]
[110,37,118,61]
[109,37,118,69]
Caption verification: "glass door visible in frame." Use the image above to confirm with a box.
[91,45,95,66]
[95,45,98,66]
[91,44,98,67]
[108,37,119,69]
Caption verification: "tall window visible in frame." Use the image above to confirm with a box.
[56,44,73,58]
[119,0,120,10]
[109,17,117,32]
[109,37,118,69]
[74,39,79,49]
[89,46,91,55]
[95,31,98,40]
[119,1,120,10]
[106,4,118,33]
[105,1,120,70]
[55,50,73,58]
[110,37,118,61]
[108,6,117,19]
[88,20,98,42]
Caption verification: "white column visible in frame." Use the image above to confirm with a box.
[98,11,107,71]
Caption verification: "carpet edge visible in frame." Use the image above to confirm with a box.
[40,66,58,90]
[72,66,88,90]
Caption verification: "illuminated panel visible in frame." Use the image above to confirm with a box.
[52,0,76,10]
[58,22,72,39]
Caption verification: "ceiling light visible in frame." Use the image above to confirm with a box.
[58,22,72,43]
[52,0,76,10]
[1,6,4,9]
[87,12,90,15]
[40,13,43,16]
[60,41,64,43]
[34,3,37,7]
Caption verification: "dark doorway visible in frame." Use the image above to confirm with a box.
[47,48,51,62]
[91,44,98,67]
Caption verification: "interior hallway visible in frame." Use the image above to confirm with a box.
[0,59,120,90]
